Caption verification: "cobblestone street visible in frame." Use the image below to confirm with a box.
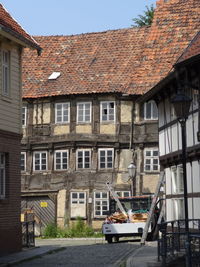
[14,239,140,267]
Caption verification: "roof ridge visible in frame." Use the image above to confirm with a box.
[33,26,148,39]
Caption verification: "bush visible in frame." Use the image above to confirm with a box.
[43,223,58,238]
[43,217,103,238]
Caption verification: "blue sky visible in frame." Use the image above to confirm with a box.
[1,0,156,36]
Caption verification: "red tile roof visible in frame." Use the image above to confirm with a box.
[176,31,200,64]
[22,0,200,98]
[0,4,41,52]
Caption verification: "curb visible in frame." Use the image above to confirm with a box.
[0,246,66,267]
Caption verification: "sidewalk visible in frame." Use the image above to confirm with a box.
[126,241,161,267]
[0,238,105,267]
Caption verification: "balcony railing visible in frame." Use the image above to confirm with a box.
[158,219,200,266]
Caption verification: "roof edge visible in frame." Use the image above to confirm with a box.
[0,24,42,54]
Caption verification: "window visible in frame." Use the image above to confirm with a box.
[22,106,27,127]
[0,153,6,199]
[100,101,115,122]
[54,150,68,170]
[2,50,10,96]
[99,149,114,169]
[21,152,26,172]
[144,100,158,120]
[171,165,184,194]
[116,191,131,198]
[172,198,184,220]
[144,148,159,172]
[77,102,91,123]
[71,192,86,204]
[94,192,109,216]
[76,149,91,169]
[71,192,86,218]
[55,103,70,123]
[33,151,47,171]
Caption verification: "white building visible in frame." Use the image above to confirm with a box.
[139,31,200,226]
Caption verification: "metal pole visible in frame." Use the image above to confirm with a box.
[180,119,192,267]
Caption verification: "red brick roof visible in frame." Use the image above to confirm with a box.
[22,0,200,98]
[0,4,41,51]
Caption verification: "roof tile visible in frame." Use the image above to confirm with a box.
[22,0,200,98]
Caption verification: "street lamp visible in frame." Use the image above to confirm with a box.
[171,87,192,267]
[127,161,136,196]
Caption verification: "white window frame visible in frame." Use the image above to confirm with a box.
[94,192,109,217]
[77,102,91,123]
[22,106,27,127]
[100,101,115,122]
[21,152,26,172]
[55,102,70,124]
[172,198,185,220]
[144,100,158,120]
[71,192,86,204]
[171,165,184,194]
[98,148,114,169]
[33,151,47,171]
[0,153,6,199]
[2,49,10,96]
[115,191,131,198]
[54,150,68,171]
[144,148,159,172]
[76,149,91,169]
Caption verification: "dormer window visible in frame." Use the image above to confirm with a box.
[144,100,158,120]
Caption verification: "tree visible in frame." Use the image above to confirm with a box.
[132,5,155,27]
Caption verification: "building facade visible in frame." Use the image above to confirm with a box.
[21,93,159,231]
[21,0,200,232]
[140,31,200,224]
[0,4,40,254]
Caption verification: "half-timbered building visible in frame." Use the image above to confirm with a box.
[21,0,200,232]
[140,31,200,225]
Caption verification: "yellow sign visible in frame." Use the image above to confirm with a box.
[21,214,25,222]
[40,202,48,208]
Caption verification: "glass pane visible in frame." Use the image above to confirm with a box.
[102,193,107,198]
[72,193,77,199]
[95,193,100,198]
[152,102,158,119]
[100,163,105,168]
[146,151,151,156]
[145,102,151,119]
[79,193,85,199]
[145,165,150,171]
[109,102,114,109]
[153,150,158,156]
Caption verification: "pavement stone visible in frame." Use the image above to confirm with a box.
[0,239,161,267]
[126,241,161,267]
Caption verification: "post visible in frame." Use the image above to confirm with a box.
[180,119,192,267]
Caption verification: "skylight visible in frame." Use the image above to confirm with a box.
[48,72,61,80]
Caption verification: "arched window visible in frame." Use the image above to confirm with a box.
[144,100,158,120]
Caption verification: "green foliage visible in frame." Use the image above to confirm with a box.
[132,5,155,27]
[43,223,58,238]
[43,217,103,238]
